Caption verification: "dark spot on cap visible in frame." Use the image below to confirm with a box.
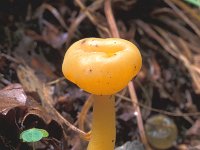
[89,69,92,72]
[112,139,115,143]
[81,40,86,44]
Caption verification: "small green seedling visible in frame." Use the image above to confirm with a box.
[184,0,200,7]
[20,128,49,149]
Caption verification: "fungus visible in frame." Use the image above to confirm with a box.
[62,38,142,150]
[145,115,178,149]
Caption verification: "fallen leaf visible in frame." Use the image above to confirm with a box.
[0,84,63,148]
[0,84,26,115]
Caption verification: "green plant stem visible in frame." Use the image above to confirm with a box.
[32,142,35,150]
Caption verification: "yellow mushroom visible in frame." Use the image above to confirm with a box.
[62,38,142,150]
[145,115,178,149]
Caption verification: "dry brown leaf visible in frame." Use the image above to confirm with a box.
[0,83,62,127]
[0,84,26,115]
[0,83,63,150]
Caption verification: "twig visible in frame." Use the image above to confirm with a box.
[136,20,178,58]
[47,77,65,85]
[170,0,200,22]
[34,3,68,31]
[75,0,111,37]
[65,13,86,48]
[42,85,89,138]
[128,82,150,149]
[78,95,93,132]
[0,53,21,64]
[153,25,200,93]
[115,88,127,106]
[66,0,104,47]
[104,0,120,38]
[0,74,11,85]
[104,0,151,149]
[17,64,88,139]
[165,0,200,37]
[77,95,93,141]
[116,94,200,117]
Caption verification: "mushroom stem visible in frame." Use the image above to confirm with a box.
[87,95,116,150]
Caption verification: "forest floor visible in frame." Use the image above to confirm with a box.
[1,0,200,149]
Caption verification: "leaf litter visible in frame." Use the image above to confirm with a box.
[1,0,200,149]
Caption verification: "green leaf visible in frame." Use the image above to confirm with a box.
[20,128,49,143]
[184,0,200,7]
[38,129,49,137]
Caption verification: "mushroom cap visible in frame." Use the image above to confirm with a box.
[62,38,142,95]
[145,115,178,149]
